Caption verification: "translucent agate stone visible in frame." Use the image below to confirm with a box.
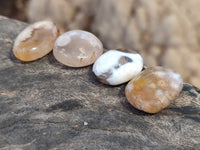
[53,30,103,67]
[93,50,143,85]
[13,21,60,61]
[125,66,183,113]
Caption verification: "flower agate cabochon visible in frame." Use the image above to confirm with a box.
[13,21,60,61]
[53,30,103,67]
[125,66,183,113]
[93,50,143,85]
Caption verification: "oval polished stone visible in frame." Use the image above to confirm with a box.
[93,50,143,85]
[125,66,183,113]
[13,21,60,61]
[53,30,103,67]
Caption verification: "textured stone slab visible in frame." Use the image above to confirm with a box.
[0,16,200,150]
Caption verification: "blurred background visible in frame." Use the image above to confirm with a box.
[1,0,200,88]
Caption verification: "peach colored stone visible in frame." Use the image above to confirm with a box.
[13,21,60,61]
[53,30,103,67]
[125,66,183,113]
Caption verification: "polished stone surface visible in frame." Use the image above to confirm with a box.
[125,66,183,113]
[93,50,143,85]
[53,30,103,67]
[13,20,60,61]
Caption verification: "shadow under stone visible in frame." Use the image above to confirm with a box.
[183,83,200,95]
[120,99,153,116]
[169,106,200,114]
[183,115,200,123]
[181,84,198,98]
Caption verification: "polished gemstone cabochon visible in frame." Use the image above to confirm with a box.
[13,21,60,61]
[53,30,103,67]
[93,50,143,85]
[125,66,183,113]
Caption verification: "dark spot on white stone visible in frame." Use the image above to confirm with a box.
[97,70,113,84]
[114,56,132,69]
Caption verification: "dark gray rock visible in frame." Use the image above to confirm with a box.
[0,16,200,150]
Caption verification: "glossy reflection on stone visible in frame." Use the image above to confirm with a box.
[93,50,143,85]
[13,20,60,61]
[125,66,183,113]
[53,30,103,67]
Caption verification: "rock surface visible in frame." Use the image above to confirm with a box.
[0,17,200,149]
[26,0,200,88]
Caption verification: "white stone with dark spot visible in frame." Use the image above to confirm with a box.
[93,50,143,85]
[53,30,103,67]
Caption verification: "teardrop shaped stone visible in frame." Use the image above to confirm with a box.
[53,30,103,67]
[13,21,60,61]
